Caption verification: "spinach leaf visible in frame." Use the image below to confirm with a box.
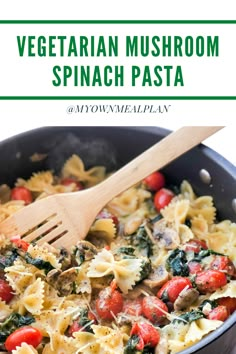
[166,249,189,276]
[173,310,205,324]
[132,226,153,257]
[124,335,140,354]
[25,253,54,274]
[77,308,94,333]
[0,250,18,269]
[0,313,35,343]
[193,249,224,262]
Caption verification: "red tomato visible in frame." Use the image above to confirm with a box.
[130,322,160,350]
[143,171,165,191]
[142,296,168,324]
[157,277,193,303]
[96,210,119,226]
[207,305,229,321]
[10,235,29,251]
[11,186,32,205]
[217,297,236,314]
[195,270,227,294]
[68,321,83,336]
[5,327,42,351]
[96,287,123,320]
[210,256,235,277]
[68,311,97,336]
[61,177,83,191]
[0,279,14,303]
[184,239,208,253]
[154,188,174,211]
[188,261,203,275]
[123,298,143,316]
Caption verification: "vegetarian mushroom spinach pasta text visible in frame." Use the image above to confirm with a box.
[0,154,235,354]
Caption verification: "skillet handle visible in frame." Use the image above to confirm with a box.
[94,126,224,206]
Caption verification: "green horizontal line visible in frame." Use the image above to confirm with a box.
[0,96,236,100]
[0,20,236,24]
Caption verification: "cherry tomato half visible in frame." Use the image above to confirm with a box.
[0,279,14,303]
[10,235,29,251]
[188,261,203,275]
[61,177,83,191]
[123,298,143,317]
[11,186,32,205]
[96,286,123,320]
[207,305,229,321]
[157,277,193,303]
[217,297,236,314]
[210,256,235,277]
[195,270,227,294]
[5,327,42,351]
[154,188,174,211]
[143,171,165,191]
[142,296,168,324]
[130,322,160,350]
[184,239,208,253]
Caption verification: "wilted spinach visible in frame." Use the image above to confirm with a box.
[0,250,18,269]
[132,226,153,257]
[173,310,205,324]
[166,249,189,276]
[0,313,35,343]
[198,299,218,311]
[124,335,140,354]
[25,253,54,274]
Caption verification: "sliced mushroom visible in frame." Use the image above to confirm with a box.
[143,265,169,289]
[74,240,98,265]
[46,268,78,296]
[153,219,180,249]
[46,269,62,287]
[174,287,199,311]
[57,268,78,296]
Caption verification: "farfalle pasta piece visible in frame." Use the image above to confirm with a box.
[209,281,236,300]
[87,248,142,294]
[161,199,189,224]
[178,224,194,244]
[91,219,116,240]
[203,221,236,261]
[180,180,196,201]
[62,154,106,187]
[188,196,216,224]
[23,171,54,192]
[21,278,45,315]
[42,333,77,354]
[107,187,151,216]
[185,318,223,343]
[27,244,61,270]
[92,325,125,353]
[191,216,209,238]
[33,308,74,340]
[73,331,100,353]
[12,343,39,354]
[5,258,44,294]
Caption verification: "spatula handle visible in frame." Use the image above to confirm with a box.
[95,126,223,205]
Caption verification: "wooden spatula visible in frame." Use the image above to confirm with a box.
[0,126,223,249]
